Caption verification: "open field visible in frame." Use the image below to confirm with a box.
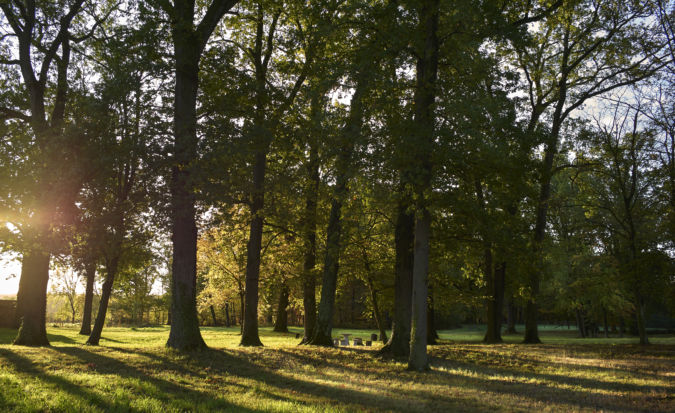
[0,325,673,412]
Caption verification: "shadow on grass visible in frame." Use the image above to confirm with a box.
[0,348,130,411]
[46,333,79,344]
[0,346,261,412]
[429,355,672,412]
[3,341,673,412]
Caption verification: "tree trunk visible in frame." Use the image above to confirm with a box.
[307,74,369,346]
[407,0,439,372]
[300,98,320,343]
[505,296,517,334]
[166,35,206,352]
[239,292,245,334]
[380,199,414,356]
[13,250,50,346]
[485,262,505,343]
[365,272,387,344]
[576,308,586,338]
[409,209,431,371]
[273,282,289,333]
[210,305,218,326]
[225,302,230,327]
[635,294,649,345]
[87,259,118,346]
[308,192,346,346]
[79,261,96,335]
[603,307,609,338]
[427,290,438,345]
[240,149,267,346]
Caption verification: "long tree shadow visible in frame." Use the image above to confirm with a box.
[49,346,265,412]
[0,348,129,411]
[429,356,673,412]
[56,345,503,412]
[432,345,675,382]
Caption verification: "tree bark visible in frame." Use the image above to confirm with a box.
[166,21,205,352]
[13,250,50,346]
[505,296,518,334]
[409,209,431,371]
[164,0,236,351]
[379,198,414,356]
[407,0,439,372]
[240,149,266,346]
[210,305,218,326]
[273,282,289,333]
[484,262,505,343]
[300,93,321,344]
[307,74,369,346]
[87,257,119,346]
[79,261,96,335]
[225,302,231,327]
[636,294,649,345]
[427,290,438,345]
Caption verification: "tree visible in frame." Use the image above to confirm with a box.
[0,0,104,345]
[157,0,238,351]
[510,0,664,343]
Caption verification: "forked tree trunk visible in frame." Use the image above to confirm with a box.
[79,261,96,335]
[164,0,235,352]
[13,250,50,346]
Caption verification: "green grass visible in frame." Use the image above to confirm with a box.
[0,325,673,412]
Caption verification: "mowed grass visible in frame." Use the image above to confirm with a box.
[0,325,673,412]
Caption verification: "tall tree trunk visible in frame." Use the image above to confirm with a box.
[273,282,289,333]
[225,302,230,327]
[603,307,609,338]
[241,149,267,346]
[300,94,321,343]
[13,250,50,346]
[164,0,236,351]
[87,258,119,346]
[307,74,369,346]
[79,261,96,335]
[407,0,439,372]
[380,198,414,356]
[166,34,206,352]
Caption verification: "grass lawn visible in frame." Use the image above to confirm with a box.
[0,325,673,412]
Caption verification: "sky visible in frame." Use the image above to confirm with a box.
[0,254,20,296]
